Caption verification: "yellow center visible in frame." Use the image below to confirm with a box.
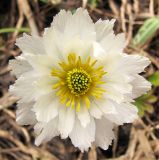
[66,68,91,96]
[51,53,106,111]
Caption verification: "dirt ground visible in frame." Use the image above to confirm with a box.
[0,0,159,160]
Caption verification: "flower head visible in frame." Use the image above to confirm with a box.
[9,8,151,151]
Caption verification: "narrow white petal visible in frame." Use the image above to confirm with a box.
[91,42,105,58]
[105,102,138,125]
[112,33,126,53]
[35,117,59,146]
[64,8,95,41]
[10,72,55,103]
[118,54,151,74]
[35,75,56,95]
[16,102,36,125]
[100,33,126,56]
[103,75,133,103]
[62,37,92,61]
[69,117,95,152]
[24,54,55,75]
[95,117,115,150]
[51,9,72,32]
[130,75,151,99]
[43,28,64,61]
[95,19,115,41]
[52,8,95,41]
[95,99,116,115]
[99,53,122,74]
[44,8,95,61]
[16,33,45,55]
[33,93,59,123]
[98,32,115,55]
[77,105,90,127]
[58,106,75,139]
[89,102,103,119]
[9,56,32,78]
[9,71,38,102]
[34,122,45,135]
[103,88,125,103]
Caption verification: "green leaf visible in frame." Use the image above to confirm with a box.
[134,91,157,117]
[134,99,153,117]
[134,100,143,116]
[146,95,158,103]
[132,16,159,47]
[39,0,49,3]
[88,0,98,9]
[0,27,30,34]
[148,71,159,87]
[39,0,61,4]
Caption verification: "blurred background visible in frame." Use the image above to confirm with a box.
[0,0,159,160]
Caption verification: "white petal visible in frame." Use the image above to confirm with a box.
[16,33,45,55]
[103,87,125,103]
[112,33,126,53]
[51,9,72,32]
[64,8,95,41]
[35,117,59,146]
[118,54,151,74]
[95,117,114,150]
[130,75,151,99]
[62,37,92,61]
[99,52,122,74]
[16,102,36,125]
[9,71,38,102]
[24,54,55,75]
[91,42,105,58]
[44,8,95,61]
[43,28,65,61]
[77,105,90,127]
[35,75,56,95]
[100,33,115,54]
[94,99,116,115]
[34,122,45,135]
[58,106,75,139]
[100,33,126,56]
[10,72,53,103]
[33,93,59,123]
[9,56,32,78]
[95,19,115,41]
[69,117,95,152]
[52,8,95,41]
[105,102,138,125]
[89,102,103,119]
[103,75,133,103]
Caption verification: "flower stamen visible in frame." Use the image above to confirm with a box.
[67,68,92,96]
[51,53,106,111]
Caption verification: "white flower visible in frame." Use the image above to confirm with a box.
[9,8,151,152]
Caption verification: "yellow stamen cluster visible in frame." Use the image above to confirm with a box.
[67,68,91,96]
[51,53,106,111]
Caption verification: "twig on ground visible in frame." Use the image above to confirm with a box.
[120,0,127,32]
[88,145,97,160]
[17,0,39,35]
[13,0,24,38]
[0,93,18,110]
[82,0,87,8]
[109,0,119,17]
[126,4,133,45]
